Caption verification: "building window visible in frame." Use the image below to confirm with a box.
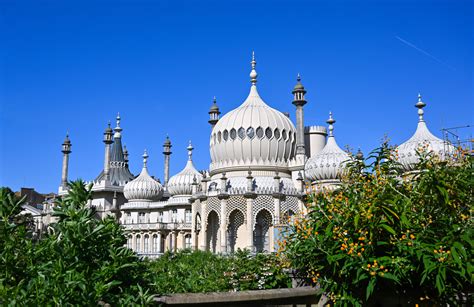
[246,127,255,139]
[138,212,146,223]
[256,127,264,139]
[127,235,132,249]
[230,128,237,140]
[172,209,177,223]
[158,212,163,222]
[223,129,229,141]
[238,127,245,139]
[274,128,280,140]
[125,212,131,224]
[185,209,192,223]
[185,234,192,249]
[136,235,141,252]
[265,127,272,139]
[144,235,149,253]
[153,234,158,252]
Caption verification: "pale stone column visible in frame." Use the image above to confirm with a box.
[219,197,228,253]
[172,231,177,252]
[274,198,281,226]
[199,201,208,251]
[245,197,254,252]
[180,231,186,249]
[157,232,162,253]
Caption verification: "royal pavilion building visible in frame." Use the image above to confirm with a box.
[54,53,456,257]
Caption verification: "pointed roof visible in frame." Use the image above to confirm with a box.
[95,113,134,185]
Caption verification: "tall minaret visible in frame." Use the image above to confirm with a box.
[208,96,221,128]
[103,122,114,182]
[292,74,308,157]
[163,136,172,187]
[60,133,72,188]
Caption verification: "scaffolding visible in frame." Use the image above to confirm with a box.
[441,125,473,155]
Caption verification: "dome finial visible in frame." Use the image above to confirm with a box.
[415,93,426,122]
[327,111,336,137]
[297,73,301,82]
[187,141,194,161]
[114,112,122,135]
[250,51,258,85]
[142,149,149,168]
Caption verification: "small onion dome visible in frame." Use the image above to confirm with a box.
[305,112,350,183]
[210,52,296,172]
[396,94,455,172]
[124,150,163,201]
[209,96,220,112]
[168,142,203,196]
[355,148,364,160]
[292,73,306,92]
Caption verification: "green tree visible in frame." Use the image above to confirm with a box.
[0,180,153,305]
[282,144,473,306]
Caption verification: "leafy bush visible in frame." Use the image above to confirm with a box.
[0,181,153,306]
[281,144,473,306]
[147,249,292,294]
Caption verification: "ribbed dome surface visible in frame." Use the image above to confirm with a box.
[305,136,350,182]
[210,85,296,172]
[124,165,163,202]
[396,121,454,172]
[168,144,203,196]
[396,95,456,173]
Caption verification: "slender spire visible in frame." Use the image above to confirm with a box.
[142,149,149,168]
[327,112,336,137]
[415,93,426,122]
[250,51,258,85]
[114,112,122,136]
[187,141,194,161]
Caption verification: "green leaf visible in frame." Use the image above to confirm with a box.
[366,278,376,300]
[379,223,396,236]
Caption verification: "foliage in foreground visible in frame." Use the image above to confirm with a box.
[147,249,291,295]
[0,180,291,305]
[281,144,473,306]
[0,181,153,306]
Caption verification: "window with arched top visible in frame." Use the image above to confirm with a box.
[256,127,264,139]
[152,234,158,252]
[144,235,149,253]
[265,127,273,139]
[282,129,287,140]
[185,235,192,249]
[238,127,245,139]
[217,131,222,142]
[223,130,229,141]
[136,235,141,252]
[274,128,280,140]
[246,127,255,139]
[230,128,237,140]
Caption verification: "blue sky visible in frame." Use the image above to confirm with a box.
[1,0,472,193]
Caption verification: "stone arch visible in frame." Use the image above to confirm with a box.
[206,210,220,253]
[253,209,273,253]
[227,209,245,253]
[195,213,202,232]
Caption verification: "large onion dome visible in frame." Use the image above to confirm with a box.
[124,150,163,201]
[209,53,297,173]
[396,94,455,172]
[168,142,203,196]
[305,112,350,184]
